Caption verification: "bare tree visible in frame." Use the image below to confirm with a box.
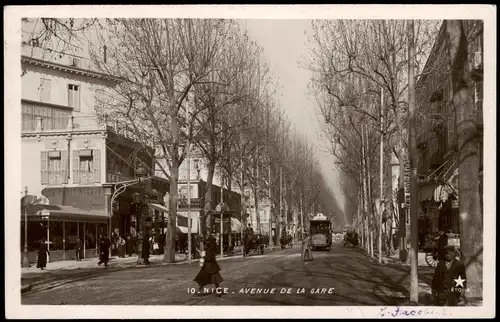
[444,19,483,302]
[91,18,234,262]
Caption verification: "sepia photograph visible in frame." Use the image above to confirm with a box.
[4,4,496,319]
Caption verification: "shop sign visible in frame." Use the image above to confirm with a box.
[403,160,411,207]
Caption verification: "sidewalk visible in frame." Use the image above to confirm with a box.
[21,244,287,276]
[363,249,435,304]
[20,244,286,293]
[21,253,188,275]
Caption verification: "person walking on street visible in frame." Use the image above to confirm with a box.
[194,235,224,297]
[36,238,49,270]
[301,232,313,262]
[98,235,111,267]
[126,235,134,257]
[142,235,151,265]
[432,246,466,306]
[76,237,83,261]
[433,230,448,261]
[117,236,126,258]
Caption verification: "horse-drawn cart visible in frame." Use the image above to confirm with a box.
[244,233,265,256]
[424,233,461,268]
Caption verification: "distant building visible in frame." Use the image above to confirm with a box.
[156,154,243,239]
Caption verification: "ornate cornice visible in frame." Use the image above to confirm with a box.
[21,55,120,83]
[22,129,107,139]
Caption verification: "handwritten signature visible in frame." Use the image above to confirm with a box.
[378,306,450,317]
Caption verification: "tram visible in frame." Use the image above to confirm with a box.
[309,213,332,251]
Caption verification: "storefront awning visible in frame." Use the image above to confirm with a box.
[149,203,169,213]
[231,218,242,233]
[177,226,189,234]
[22,204,109,223]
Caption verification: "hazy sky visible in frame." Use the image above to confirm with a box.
[242,19,346,217]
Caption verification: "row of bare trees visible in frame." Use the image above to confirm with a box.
[54,19,340,261]
[306,19,483,302]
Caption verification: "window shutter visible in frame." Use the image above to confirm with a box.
[73,150,80,184]
[41,151,48,184]
[61,150,69,183]
[93,149,101,183]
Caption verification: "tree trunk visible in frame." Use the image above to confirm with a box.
[203,158,216,237]
[164,162,178,263]
[445,20,482,301]
[408,19,419,304]
[366,127,374,258]
[361,127,369,252]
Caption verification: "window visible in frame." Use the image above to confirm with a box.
[73,149,101,184]
[41,150,68,185]
[68,84,80,111]
[40,78,51,102]
[79,152,94,184]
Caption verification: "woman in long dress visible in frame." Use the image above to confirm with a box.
[36,238,49,269]
[194,235,224,296]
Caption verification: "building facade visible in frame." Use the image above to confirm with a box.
[20,43,169,263]
[415,21,483,243]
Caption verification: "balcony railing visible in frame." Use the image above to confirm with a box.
[178,198,203,209]
[22,115,107,133]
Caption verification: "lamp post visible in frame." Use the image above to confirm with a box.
[103,185,113,241]
[135,166,148,265]
[21,192,35,268]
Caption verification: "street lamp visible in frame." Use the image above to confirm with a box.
[21,194,37,268]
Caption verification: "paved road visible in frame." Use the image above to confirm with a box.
[21,243,434,305]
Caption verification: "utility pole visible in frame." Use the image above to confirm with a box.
[408,19,419,304]
[378,89,384,264]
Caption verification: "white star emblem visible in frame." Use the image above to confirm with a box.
[454,275,466,287]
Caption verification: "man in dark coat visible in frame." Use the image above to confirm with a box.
[98,235,111,267]
[142,235,150,265]
[194,235,224,297]
[435,230,449,261]
[76,237,83,261]
[432,246,466,306]
[37,238,49,270]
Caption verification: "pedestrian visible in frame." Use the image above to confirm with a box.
[301,233,313,262]
[179,234,186,255]
[126,235,134,257]
[36,237,49,270]
[118,236,126,258]
[98,235,111,267]
[435,230,449,261]
[76,236,83,261]
[432,246,466,306]
[142,235,150,265]
[194,235,224,297]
